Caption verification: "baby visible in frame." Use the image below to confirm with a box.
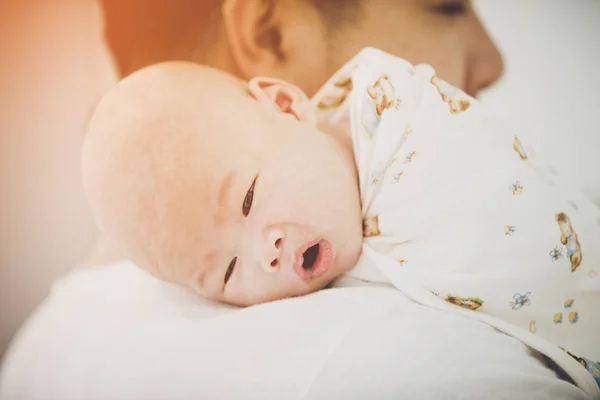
[82,62,364,306]
[83,48,600,394]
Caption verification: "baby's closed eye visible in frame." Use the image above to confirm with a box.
[243,176,257,216]
[224,257,237,286]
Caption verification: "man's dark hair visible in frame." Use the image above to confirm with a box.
[99,0,360,77]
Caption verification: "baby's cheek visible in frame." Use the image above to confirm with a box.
[255,176,307,222]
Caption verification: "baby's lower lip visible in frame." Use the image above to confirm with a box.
[293,240,334,281]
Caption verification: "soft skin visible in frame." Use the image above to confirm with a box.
[82,63,363,306]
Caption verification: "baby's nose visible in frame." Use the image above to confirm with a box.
[260,226,285,273]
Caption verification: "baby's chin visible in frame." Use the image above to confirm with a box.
[214,253,360,307]
[221,272,344,307]
[272,263,356,303]
[329,257,356,279]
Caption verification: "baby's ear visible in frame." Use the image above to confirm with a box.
[248,77,316,124]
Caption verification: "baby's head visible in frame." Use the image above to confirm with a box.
[83,62,362,306]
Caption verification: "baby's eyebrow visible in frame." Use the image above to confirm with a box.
[196,249,217,291]
[217,170,236,205]
[214,170,237,223]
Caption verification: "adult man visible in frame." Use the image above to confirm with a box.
[100,0,503,97]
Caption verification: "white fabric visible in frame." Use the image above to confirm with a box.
[311,47,600,398]
[0,261,589,400]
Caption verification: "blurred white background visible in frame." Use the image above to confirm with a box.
[0,0,599,357]
[477,0,600,202]
[0,1,116,357]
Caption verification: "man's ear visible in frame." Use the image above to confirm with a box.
[222,0,284,79]
[248,77,316,124]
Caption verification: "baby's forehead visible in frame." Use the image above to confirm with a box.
[103,62,249,116]
[102,63,266,140]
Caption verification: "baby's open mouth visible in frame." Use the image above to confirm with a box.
[294,240,334,281]
[302,243,320,269]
